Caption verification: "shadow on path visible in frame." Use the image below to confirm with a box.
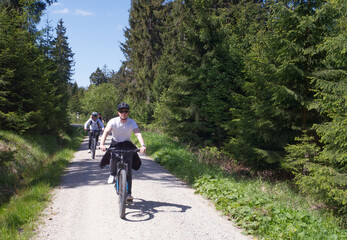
[133,157,189,189]
[58,137,110,188]
[124,198,191,222]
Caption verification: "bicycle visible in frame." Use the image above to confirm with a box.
[108,147,140,219]
[89,130,100,159]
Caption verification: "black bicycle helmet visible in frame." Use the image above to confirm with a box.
[117,102,130,110]
[92,112,98,117]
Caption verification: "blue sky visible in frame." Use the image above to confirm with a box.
[41,0,132,88]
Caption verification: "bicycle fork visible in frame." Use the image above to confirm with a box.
[115,161,128,195]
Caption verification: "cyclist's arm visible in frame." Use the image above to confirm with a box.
[133,128,146,154]
[100,124,112,152]
[97,118,105,130]
[84,119,91,131]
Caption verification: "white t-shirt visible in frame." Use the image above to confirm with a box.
[107,117,138,142]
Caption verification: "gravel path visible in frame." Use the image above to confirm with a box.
[32,134,252,240]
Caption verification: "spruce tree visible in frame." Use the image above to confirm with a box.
[284,0,347,215]
[120,0,166,123]
[89,67,108,86]
[226,0,339,167]
[50,19,75,130]
[0,5,45,132]
[154,0,244,145]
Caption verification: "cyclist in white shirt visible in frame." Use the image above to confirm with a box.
[100,103,146,202]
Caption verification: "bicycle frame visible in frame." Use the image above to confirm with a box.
[89,130,100,139]
[108,148,140,219]
[111,149,139,192]
[89,130,100,159]
[115,154,128,194]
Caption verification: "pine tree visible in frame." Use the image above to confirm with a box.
[154,0,244,145]
[0,5,45,132]
[50,19,75,130]
[1,0,57,35]
[120,0,166,122]
[39,15,55,58]
[226,0,339,167]
[68,82,83,114]
[89,66,108,86]
[283,0,347,216]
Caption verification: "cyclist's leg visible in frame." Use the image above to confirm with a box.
[126,153,133,195]
[110,152,119,176]
[108,152,119,183]
[95,131,100,143]
[88,131,92,149]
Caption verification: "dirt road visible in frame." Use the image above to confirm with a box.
[32,134,251,240]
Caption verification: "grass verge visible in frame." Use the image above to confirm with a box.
[137,131,347,240]
[0,127,85,240]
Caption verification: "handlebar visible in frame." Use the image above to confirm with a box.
[107,148,140,153]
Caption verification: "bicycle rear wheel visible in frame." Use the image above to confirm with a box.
[92,137,96,159]
[118,169,127,219]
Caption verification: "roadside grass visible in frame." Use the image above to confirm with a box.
[136,131,347,240]
[0,128,85,240]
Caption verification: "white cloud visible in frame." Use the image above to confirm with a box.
[74,9,93,16]
[52,2,62,6]
[53,8,70,14]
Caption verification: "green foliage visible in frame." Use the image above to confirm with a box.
[120,0,165,122]
[0,183,51,240]
[195,176,346,239]
[224,0,340,167]
[0,128,84,239]
[283,132,320,174]
[0,6,46,133]
[0,3,74,134]
[68,82,84,114]
[48,18,74,130]
[136,131,220,183]
[81,83,121,121]
[122,96,153,126]
[52,19,74,85]
[89,66,108,86]
[284,131,347,218]
[120,1,346,219]
[153,0,242,146]
[283,65,347,217]
[142,131,347,239]
[282,1,347,217]
[313,70,347,173]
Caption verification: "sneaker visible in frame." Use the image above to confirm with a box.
[107,175,115,184]
[88,149,91,153]
[126,195,133,203]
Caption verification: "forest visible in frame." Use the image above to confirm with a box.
[0,0,346,221]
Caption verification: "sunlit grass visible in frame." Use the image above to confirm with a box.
[1,129,344,239]
[138,131,347,240]
[0,127,84,239]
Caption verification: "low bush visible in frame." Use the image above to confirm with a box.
[140,131,347,239]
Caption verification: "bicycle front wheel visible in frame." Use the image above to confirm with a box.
[118,169,127,219]
[92,137,96,159]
